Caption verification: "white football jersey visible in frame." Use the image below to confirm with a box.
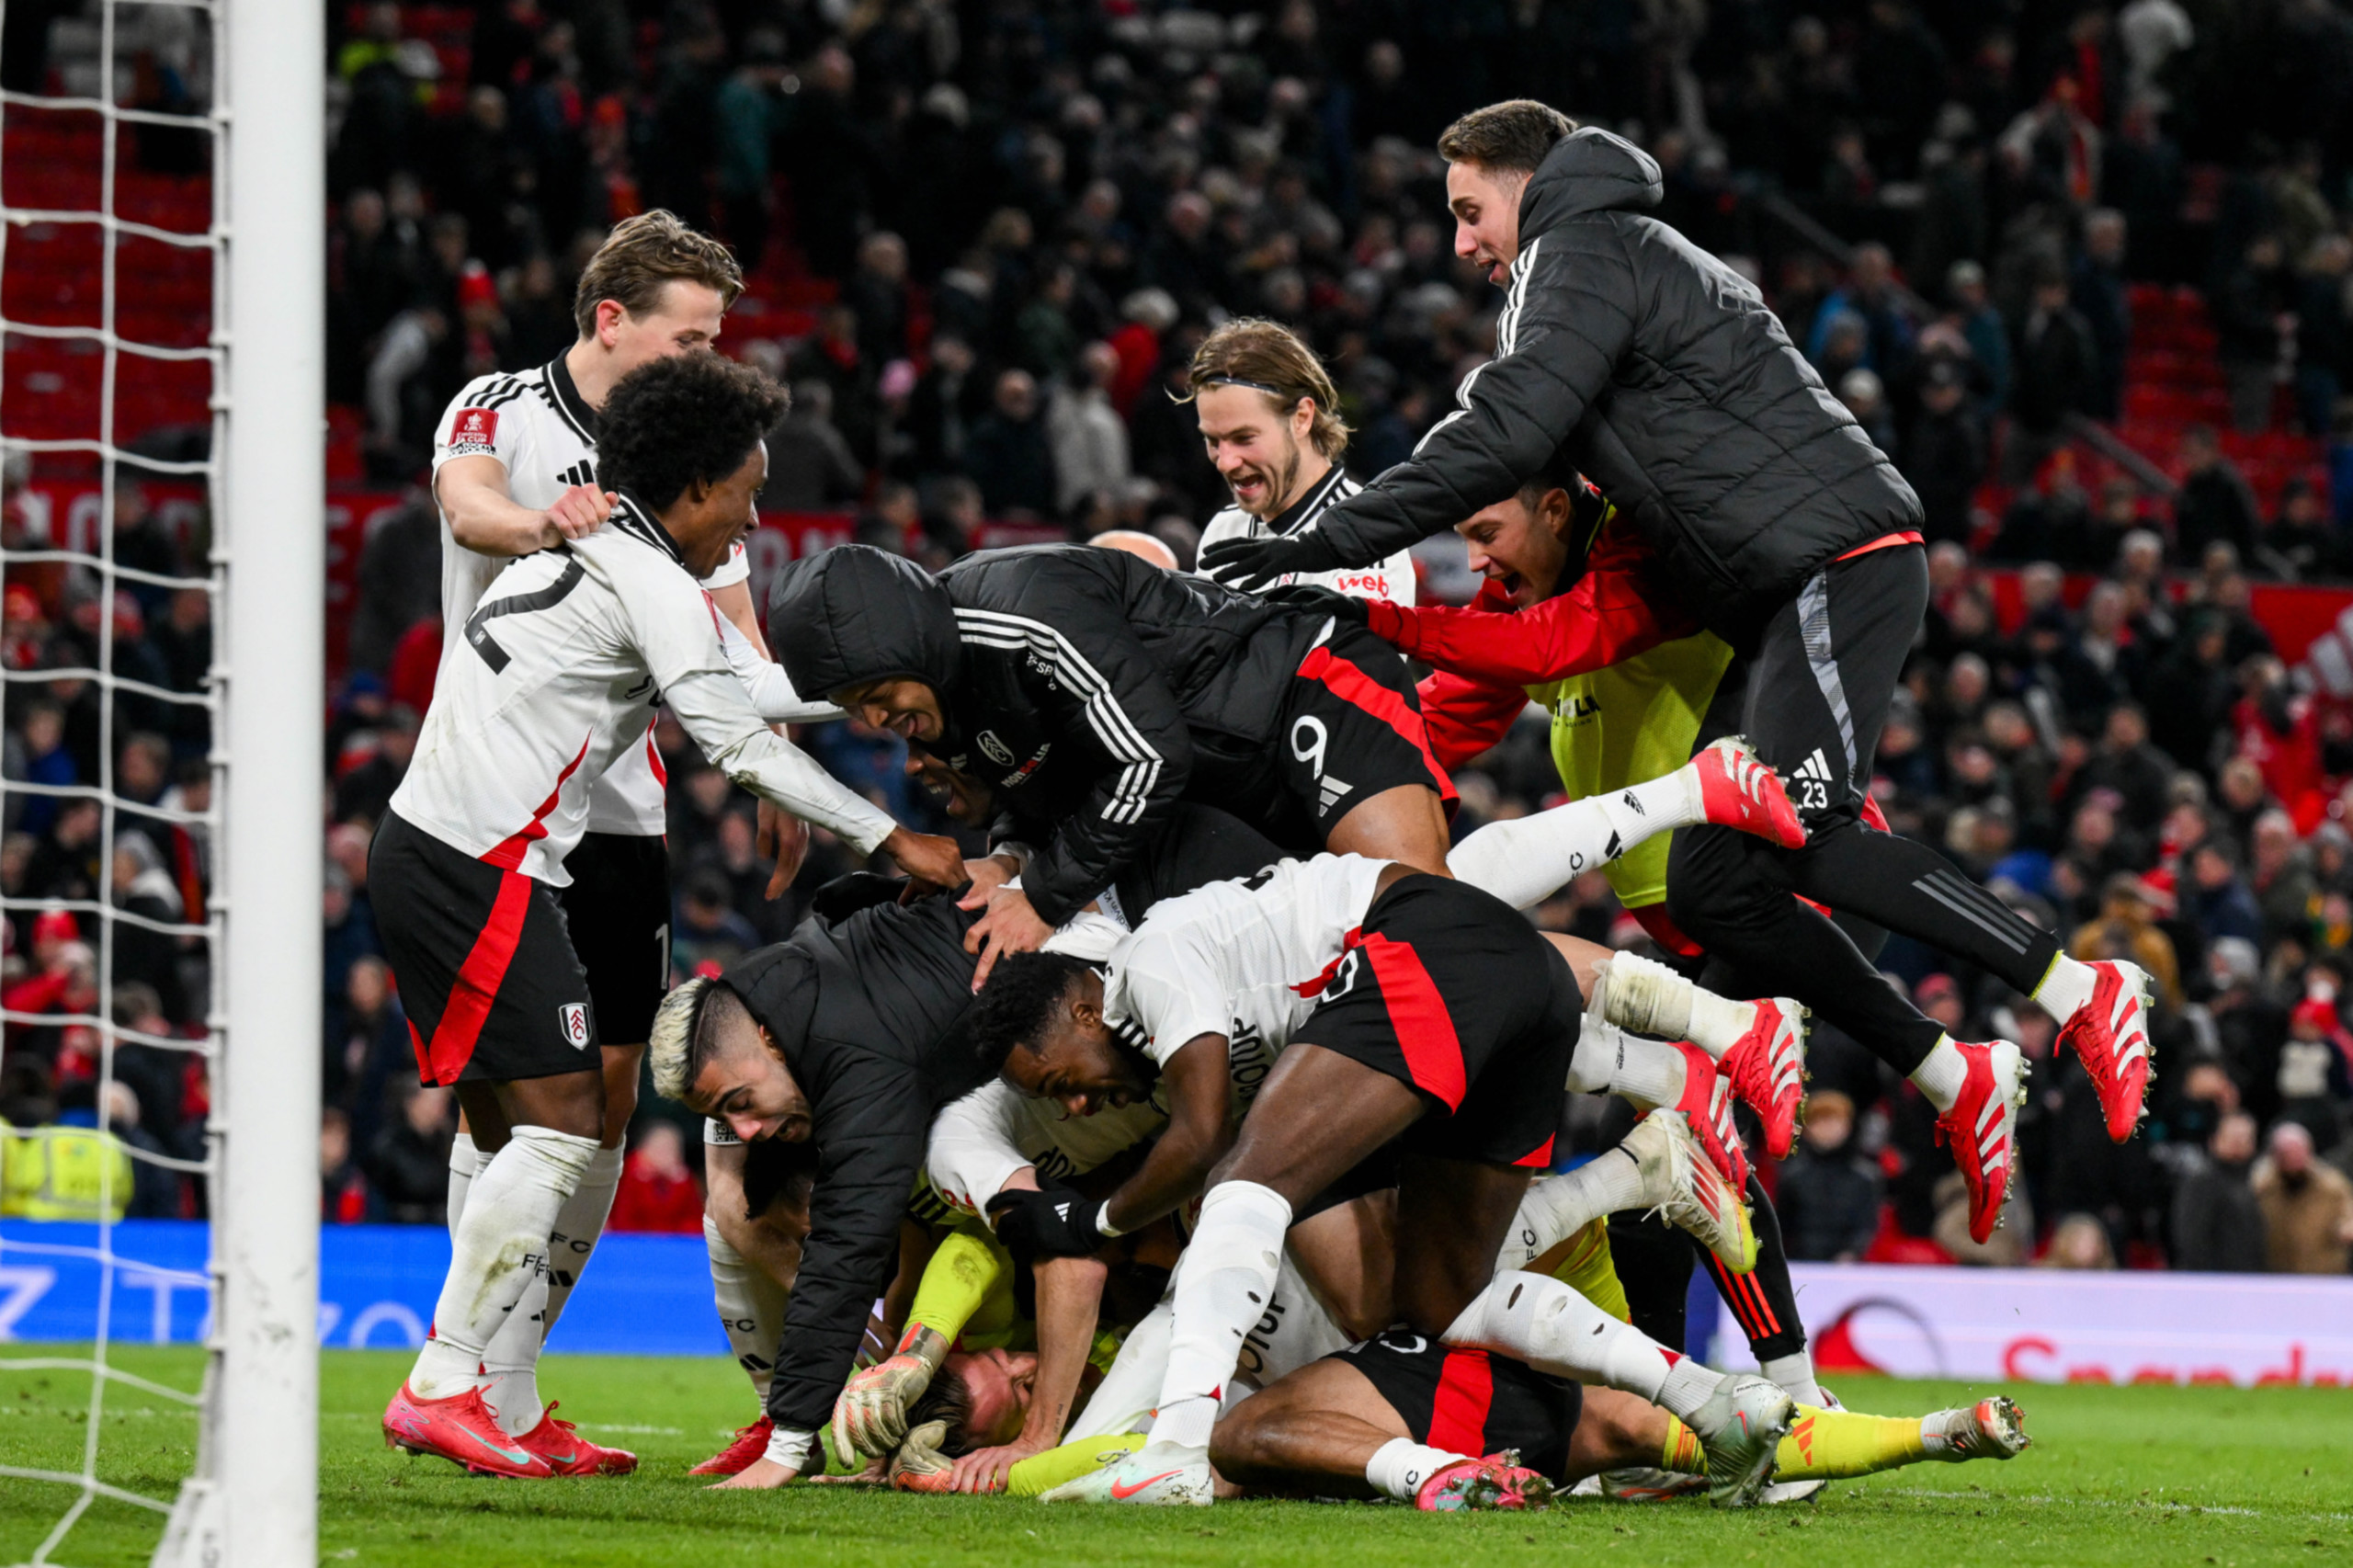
[1196,466,1416,605]
[431,358,752,837]
[1102,853,1389,1115]
[923,1079,1171,1220]
[391,493,892,883]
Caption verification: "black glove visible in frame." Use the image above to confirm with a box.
[986,1186,1108,1263]
[1260,583,1370,625]
[1199,529,1344,591]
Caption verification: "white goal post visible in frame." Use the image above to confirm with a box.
[151,0,323,1561]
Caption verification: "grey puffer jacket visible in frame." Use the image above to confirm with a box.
[1308,127,1922,640]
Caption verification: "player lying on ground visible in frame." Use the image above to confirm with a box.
[881,1109,1720,1495]
[1202,98,2153,1171]
[1201,1335,2030,1509]
[655,797,1314,1490]
[771,782,1776,1478]
[378,354,950,1481]
[825,840,1800,1482]
[1029,869,1803,1508]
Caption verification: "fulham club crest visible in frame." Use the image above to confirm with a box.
[559,1002,590,1050]
[976,730,1016,767]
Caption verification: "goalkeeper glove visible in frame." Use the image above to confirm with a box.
[890,1419,959,1494]
[831,1323,949,1459]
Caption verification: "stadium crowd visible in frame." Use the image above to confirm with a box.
[3,0,2353,1282]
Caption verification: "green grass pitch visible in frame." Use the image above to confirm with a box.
[5,1346,2349,1566]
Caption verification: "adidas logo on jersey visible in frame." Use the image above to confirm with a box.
[1792,749,1836,786]
[1318,774,1354,815]
[557,460,596,487]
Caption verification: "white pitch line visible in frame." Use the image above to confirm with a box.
[1875,1487,2353,1522]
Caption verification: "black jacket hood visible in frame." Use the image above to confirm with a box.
[767,544,961,700]
[1518,126,1663,239]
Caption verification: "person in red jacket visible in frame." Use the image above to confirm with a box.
[608,1120,707,1234]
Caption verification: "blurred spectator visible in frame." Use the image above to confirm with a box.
[2005,267,2098,483]
[2260,478,2345,582]
[2275,999,2353,1150]
[2170,1109,2267,1270]
[2254,1120,2353,1273]
[2040,1212,2119,1269]
[608,1120,704,1233]
[2070,872,2182,1009]
[964,369,1056,517]
[1906,358,1988,545]
[1775,1090,1882,1262]
[2070,209,2131,420]
[2213,234,2288,434]
[333,704,417,825]
[1945,260,2011,415]
[322,1105,371,1224]
[2173,426,2262,565]
[762,381,866,511]
[1046,343,1132,517]
[369,1082,455,1225]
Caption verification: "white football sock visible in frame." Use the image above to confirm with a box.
[1592,952,1756,1062]
[1762,1349,1824,1408]
[540,1143,624,1338]
[1595,766,1707,850]
[446,1131,486,1238]
[1449,798,1624,909]
[1150,1180,1290,1454]
[1070,1300,1171,1441]
[706,1214,790,1404]
[481,1266,550,1435]
[1444,1269,1725,1419]
[409,1125,597,1400]
[1365,1437,1473,1502]
[2030,952,2098,1022]
[1572,1018,1688,1110]
[1909,1034,1966,1114]
[1495,1153,1644,1271]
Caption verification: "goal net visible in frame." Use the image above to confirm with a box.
[0,0,321,1562]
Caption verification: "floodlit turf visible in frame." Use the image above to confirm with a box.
[5,1346,2350,1567]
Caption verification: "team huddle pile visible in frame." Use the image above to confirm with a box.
[375,100,2162,1513]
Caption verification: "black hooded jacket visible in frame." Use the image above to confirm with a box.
[723,895,989,1435]
[769,543,1324,926]
[1303,127,1922,640]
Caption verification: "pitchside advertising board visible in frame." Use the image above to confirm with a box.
[1711,1263,2353,1388]
[6,1222,2353,1387]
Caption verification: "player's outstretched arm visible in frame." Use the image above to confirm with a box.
[949,1252,1110,1493]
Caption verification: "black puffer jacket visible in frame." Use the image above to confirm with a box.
[725,895,990,1435]
[769,544,1323,926]
[1308,127,1921,639]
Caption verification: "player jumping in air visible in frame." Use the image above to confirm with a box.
[1199,100,2153,1212]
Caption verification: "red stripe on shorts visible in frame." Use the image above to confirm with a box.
[1296,644,1457,804]
[420,869,533,1085]
[1427,1346,1496,1457]
[1513,1134,1557,1168]
[1362,932,1466,1109]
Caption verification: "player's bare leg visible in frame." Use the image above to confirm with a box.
[1209,1358,1403,1499]
[1211,1351,1552,1511]
[1283,1191,1397,1342]
[1325,783,1452,876]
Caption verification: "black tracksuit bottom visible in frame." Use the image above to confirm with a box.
[1665,543,2063,1074]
